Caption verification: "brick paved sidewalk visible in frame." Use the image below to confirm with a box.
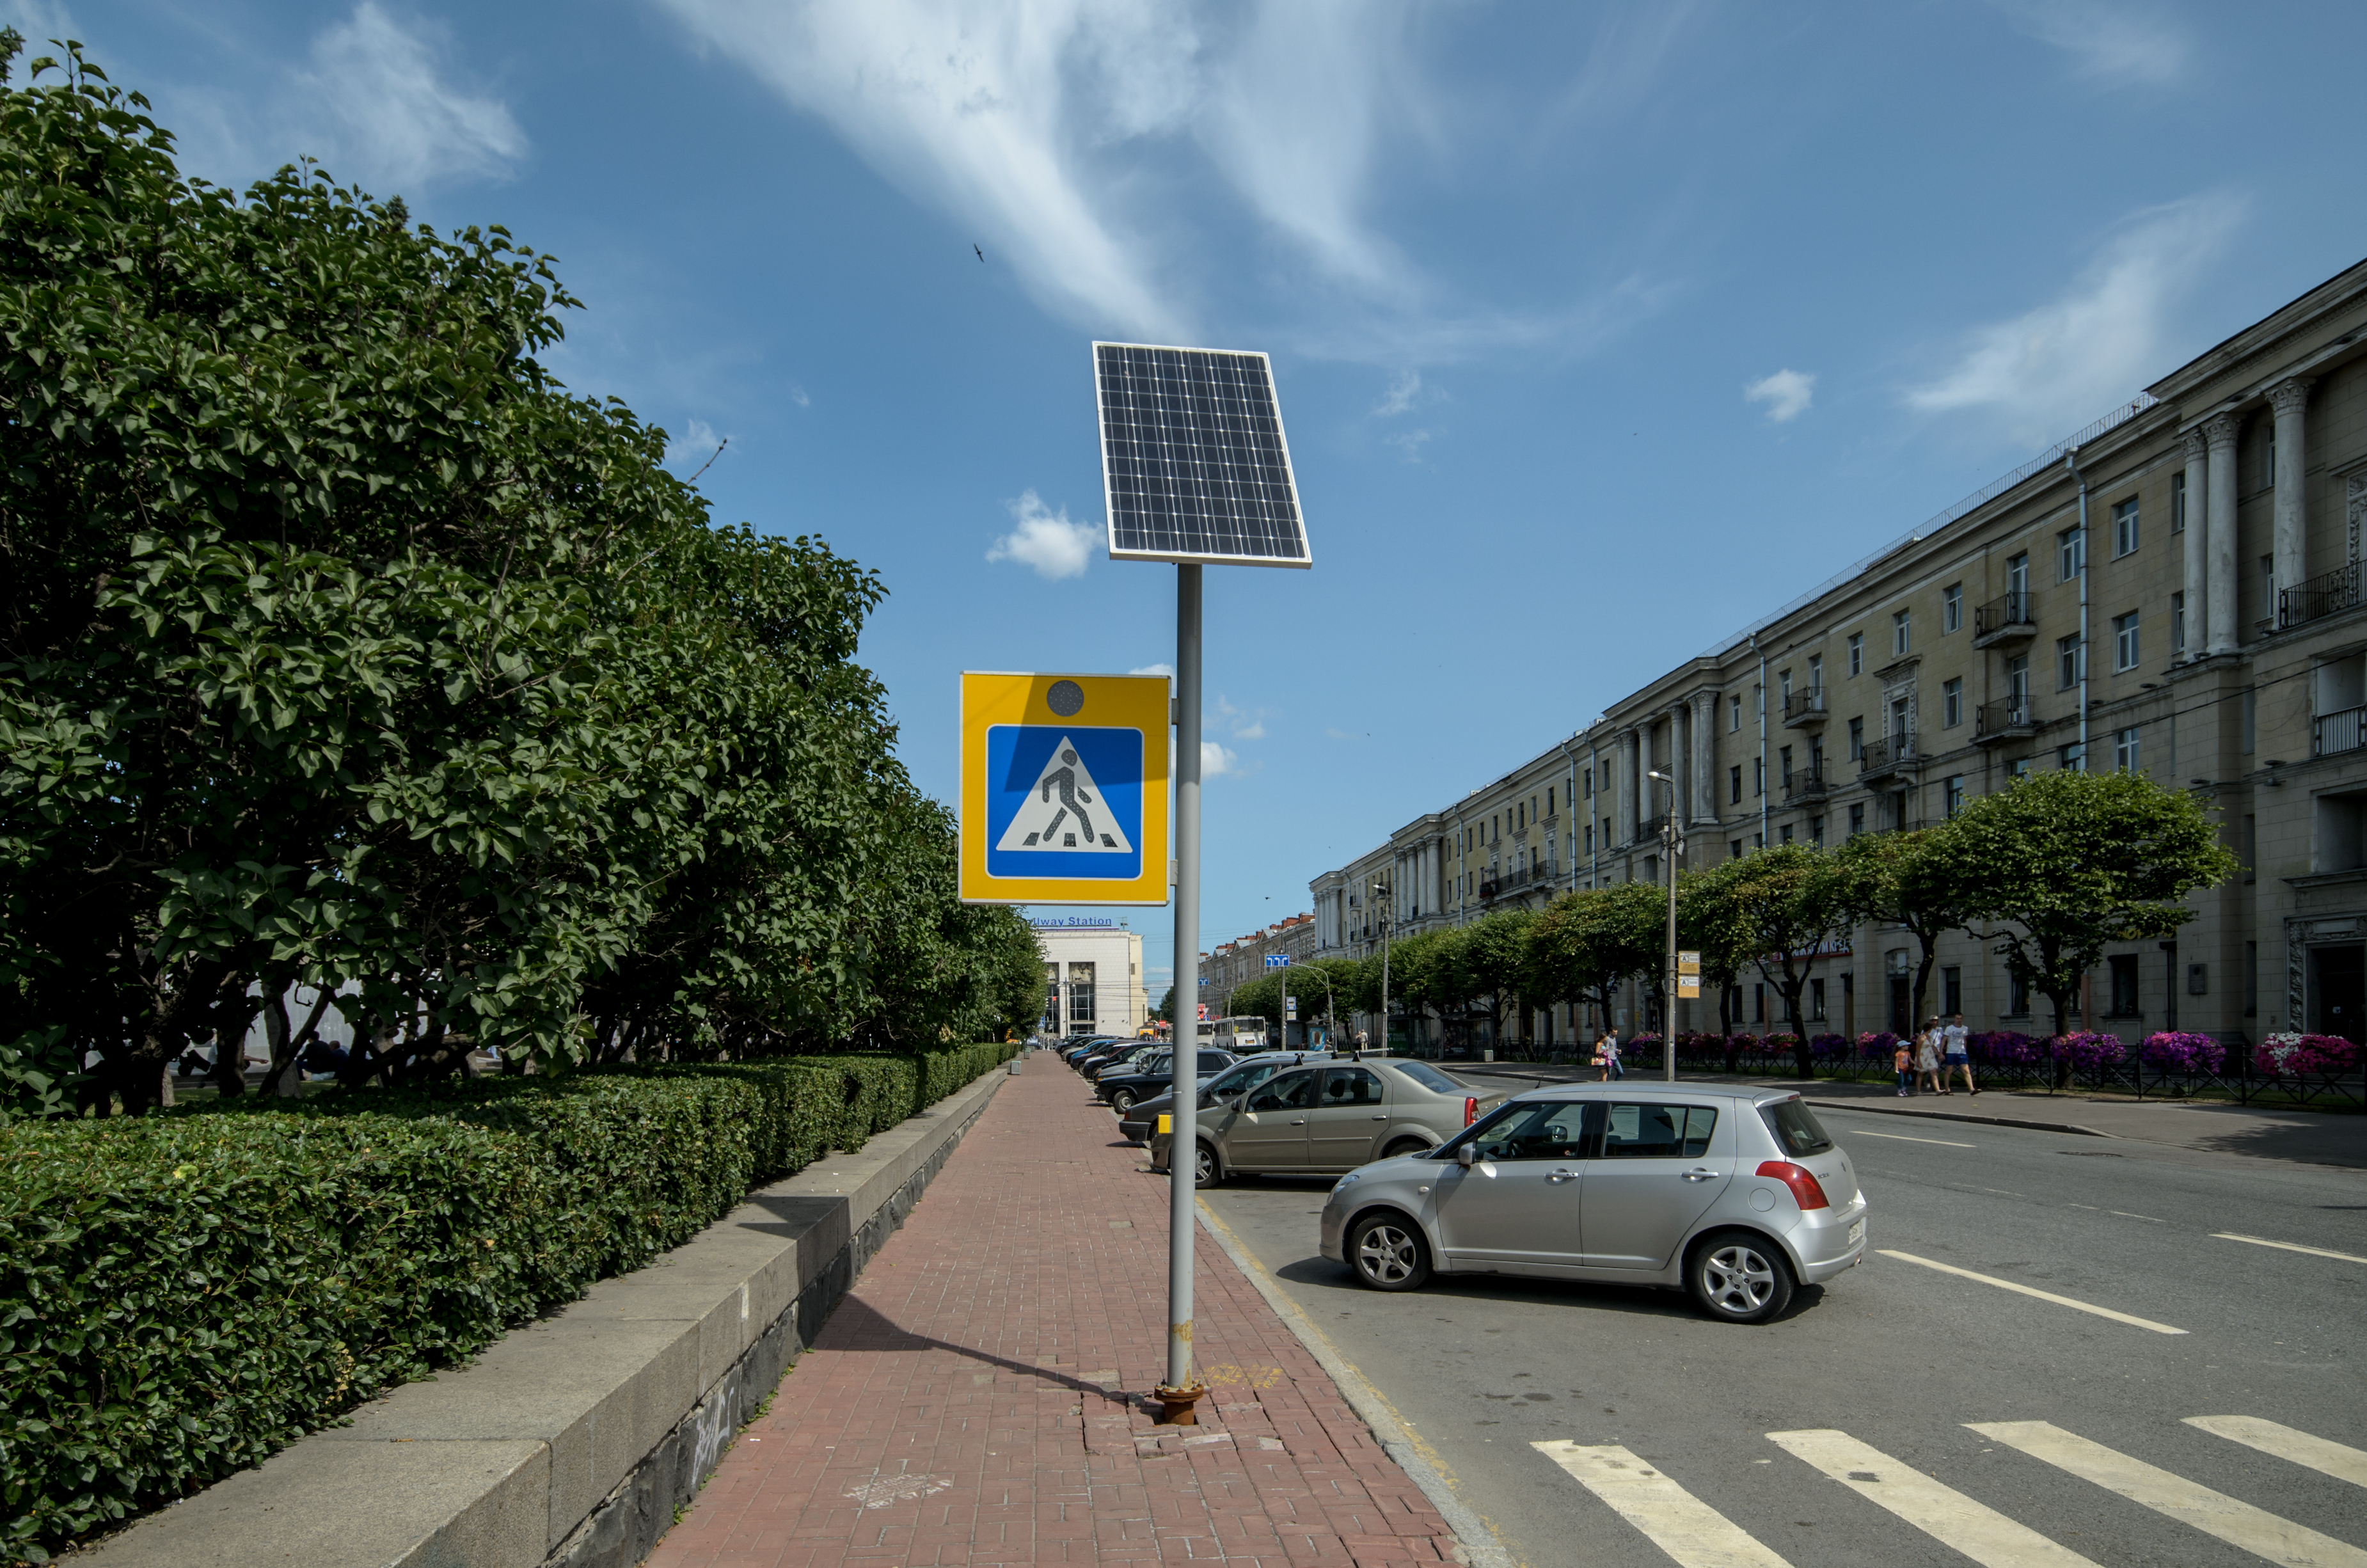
[646,1052,1465,1568]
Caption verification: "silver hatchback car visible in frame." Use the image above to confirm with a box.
[1317,1084,1865,1324]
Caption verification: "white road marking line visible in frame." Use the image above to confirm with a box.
[1969,1421,2367,1568]
[1532,1441,1793,1568]
[1978,1187,2026,1197]
[2214,1232,2367,1266]
[2068,1203,2100,1210]
[1877,1251,2187,1334]
[1851,1129,1976,1147]
[1767,1428,2098,1567]
[2186,1416,2367,1489]
[2111,1211,2165,1223]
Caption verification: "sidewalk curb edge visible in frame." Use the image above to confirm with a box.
[1193,1198,1519,1568]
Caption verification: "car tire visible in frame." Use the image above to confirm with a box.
[1346,1212,1431,1292]
[1686,1230,1794,1324]
[1380,1137,1429,1160]
[1191,1141,1223,1189]
[1108,1088,1136,1115]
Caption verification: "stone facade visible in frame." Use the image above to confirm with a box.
[1313,256,2367,1052]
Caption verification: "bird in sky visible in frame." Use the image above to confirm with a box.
[973,244,984,263]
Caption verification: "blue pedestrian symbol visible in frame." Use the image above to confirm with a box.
[986,726,1143,880]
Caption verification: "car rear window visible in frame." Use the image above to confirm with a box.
[1759,1098,1834,1157]
[1390,1061,1461,1095]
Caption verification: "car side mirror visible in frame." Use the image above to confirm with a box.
[1456,1143,1476,1169]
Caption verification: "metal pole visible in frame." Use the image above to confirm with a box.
[1651,770,1679,1082]
[1165,564,1203,1406]
[1376,880,1391,1054]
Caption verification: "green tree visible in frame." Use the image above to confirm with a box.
[1524,882,1663,1036]
[1687,845,1867,1076]
[1462,909,1535,1048]
[1151,985,1174,1024]
[1834,826,1975,1035]
[1384,926,1464,1049]
[1919,770,2236,1072]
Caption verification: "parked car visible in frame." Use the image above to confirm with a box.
[1081,1043,1160,1081]
[1148,1058,1504,1187]
[1316,1086,1865,1324]
[1118,1050,1346,1143]
[1095,1049,1237,1114]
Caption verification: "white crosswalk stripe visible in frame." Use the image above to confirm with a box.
[1968,1420,2367,1568]
[1529,1441,1794,1568]
[2186,1416,2367,1490]
[1766,1427,2099,1567]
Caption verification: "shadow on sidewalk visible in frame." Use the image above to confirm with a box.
[811,1294,1143,1402]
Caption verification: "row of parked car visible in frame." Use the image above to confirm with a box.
[1054,1034,1871,1325]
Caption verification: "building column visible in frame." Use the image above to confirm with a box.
[1690,690,1718,825]
[2181,428,2208,658]
[1617,728,1640,845]
[2205,413,2240,655]
[2268,378,2313,619]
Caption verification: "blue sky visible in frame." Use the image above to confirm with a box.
[45,0,2367,997]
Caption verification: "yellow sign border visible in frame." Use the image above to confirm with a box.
[960,671,1170,906]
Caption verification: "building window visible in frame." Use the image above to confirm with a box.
[1584,767,1594,798]
[2115,725,2141,772]
[1780,823,1793,844]
[2011,756,2033,781]
[1848,715,1864,759]
[1810,815,1825,848]
[2059,743,2087,773]
[1753,758,1764,796]
[2173,591,2186,655]
[2114,610,2141,672]
[2057,632,2085,690]
[1067,962,1096,1028]
[1754,983,1766,1023]
[1942,966,1961,1015]
[2171,471,2186,533]
[2008,970,2031,1017]
[1730,838,1743,859]
[1730,764,1743,804]
[1942,677,1963,728]
[1810,978,1826,1021]
[1730,694,1742,731]
[2263,553,2277,623]
[1892,608,1911,658]
[1849,802,1865,837]
[2059,525,2084,582]
[1809,653,1823,690]
[1944,775,1965,818]
[1603,815,1612,849]
[1778,669,1793,704]
[2112,497,2139,557]
[2007,550,2029,598]
[1943,583,1963,633]
[2109,953,2140,1016]
[1848,632,1864,676]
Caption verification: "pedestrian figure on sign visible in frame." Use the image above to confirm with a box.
[1035,747,1096,847]
[1942,1012,1976,1095]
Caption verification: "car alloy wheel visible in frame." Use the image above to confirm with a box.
[1347,1213,1430,1292]
[1192,1142,1220,1187]
[1689,1230,1794,1324]
[1109,1089,1135,1114]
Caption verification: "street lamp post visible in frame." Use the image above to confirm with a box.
[1647,770,1682,1082]
[1372,878,1392,1058]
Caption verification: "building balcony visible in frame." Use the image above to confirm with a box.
[1857,732,1920,782]
[1783,764,1829,802]
[1780,688,1828,729]
[1972,590,2036,648]
[2315,704,2367,757]
[2279,563,2367,631]
[1973,699,2038,746]
[1476,864,1553,901]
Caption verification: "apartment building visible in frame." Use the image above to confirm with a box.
[1313,255,2367,1052]
[1034,919,1148,1038]
[1203,914,1318,1013]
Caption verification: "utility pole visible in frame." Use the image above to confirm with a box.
[1648,769,1682,1082]
[1373,878,1393,1056]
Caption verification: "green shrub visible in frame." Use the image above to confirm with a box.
[0,1044,1015,1562]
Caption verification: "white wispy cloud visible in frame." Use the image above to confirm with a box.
[1994,1,2188,87]
[1214,695,1267,741]
[1324,727,1360,741]
[1200,740,1241,777]
[1374,368,1422,416]
[1905,194,2239,445]
[1386,429,1433,462]
[1128,662,1175,678]
[986,489,1100,580]
[663,418,730,471]
[1745,368,1814,423]
[299,4,527,187]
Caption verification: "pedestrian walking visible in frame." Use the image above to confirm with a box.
[1942,1012,1977,1096]
[1590,1031,1609,1079]
[1604,1031,1624,1081]
[1894,1036,1913,1097]
[1917,1018,1943,1096]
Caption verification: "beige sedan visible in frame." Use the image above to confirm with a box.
[1149,1058,1505,1188]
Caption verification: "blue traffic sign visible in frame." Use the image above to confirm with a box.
[983,724,1145,882]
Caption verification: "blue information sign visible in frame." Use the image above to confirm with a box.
[983,724,1145,882]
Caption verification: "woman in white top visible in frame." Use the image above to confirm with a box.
[1915,1018,1943,1095]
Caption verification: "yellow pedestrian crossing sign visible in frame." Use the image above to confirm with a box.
[960,672,1169,905]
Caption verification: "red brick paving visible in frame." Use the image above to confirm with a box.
[646,1051,1464,1568]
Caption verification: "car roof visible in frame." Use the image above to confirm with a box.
[1504,1081,1752,1104]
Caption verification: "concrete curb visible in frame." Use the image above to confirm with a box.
[1194,1200,1516,1568]
[83,1065,1012,1568]
[1793,1098,2114,1139]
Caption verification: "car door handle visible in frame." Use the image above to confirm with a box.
[1289,1118,1306,1125]
[1545,1169,1578,1183]
[1681,1168,1720,1182]
[1370,1114,1389,1121]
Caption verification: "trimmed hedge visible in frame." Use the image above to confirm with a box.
[0,1043,1016,1562]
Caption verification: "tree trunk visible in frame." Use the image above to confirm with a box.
[2045,987,2075,1089]
[1910,937,1939,1037]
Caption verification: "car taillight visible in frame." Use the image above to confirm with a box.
[1464,1096,1478,1127]
[1755,1160,1830,1210]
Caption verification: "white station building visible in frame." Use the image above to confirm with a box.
[1032,918,1150,1039]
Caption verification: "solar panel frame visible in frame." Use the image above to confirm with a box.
[1093,342,1312,569]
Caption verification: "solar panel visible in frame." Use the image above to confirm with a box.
[1093,342,1311,568]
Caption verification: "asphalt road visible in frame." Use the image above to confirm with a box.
[1194,1095,2367,1568]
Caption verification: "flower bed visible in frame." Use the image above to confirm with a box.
[2139,1031,2226,1073]
[2256,1033,2363,1077]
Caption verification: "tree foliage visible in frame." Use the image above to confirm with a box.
[1686,846,1870,1073]
[0,37,1036,1114]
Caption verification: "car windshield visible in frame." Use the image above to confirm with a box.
[1206,1061,1279,1100]
[1759,1097,1834,1156]
[1389,1061,1461,1095]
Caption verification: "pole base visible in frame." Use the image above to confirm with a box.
[1152,1381,1208,1425]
